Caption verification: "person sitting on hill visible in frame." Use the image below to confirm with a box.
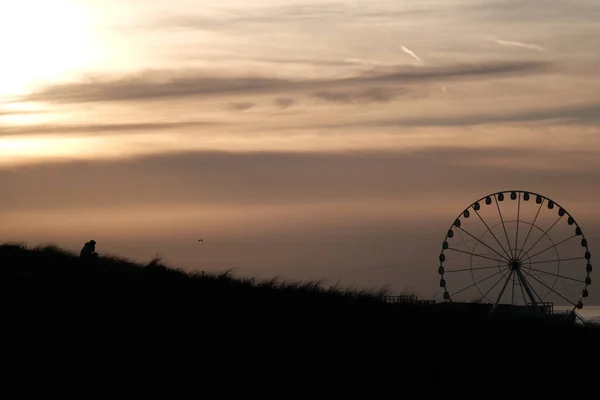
[79,240,98,265]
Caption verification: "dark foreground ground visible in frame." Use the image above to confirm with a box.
[0,243,598,390]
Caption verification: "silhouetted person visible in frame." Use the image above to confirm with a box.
[80,240,98,266]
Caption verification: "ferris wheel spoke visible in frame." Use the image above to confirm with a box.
[523,234,578,261]
[492,269,514,308]
[556,282,581,302]
[521,269,577,306]
[444,263,508,273]
[478,272,509,302]
[473,209,512,259]
[517,198,545,258]
[494,194,515,259]
[515,192,522,261]
[518,275,528,304]
[520,214,564,260]
[457,227,510,262]
[450,268,508,297]
[449,238,478,248]
[525,266,585,284]
[516,269,544,305]
[455,228,474,255]
[527,270,556,295]
[511,271,516,305]
[446,247,503,263]
[557,281,575,300]
[526,256,586,266]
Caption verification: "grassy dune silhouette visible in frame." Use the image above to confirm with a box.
[1,242,598,385]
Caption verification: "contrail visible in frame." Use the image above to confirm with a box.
[398,45,424,63]
[495,40,545,52]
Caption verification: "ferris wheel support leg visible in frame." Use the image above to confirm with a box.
[490,269,514,316]
[515,268,544,316]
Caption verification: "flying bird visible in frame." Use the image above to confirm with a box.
[198,239,203,242]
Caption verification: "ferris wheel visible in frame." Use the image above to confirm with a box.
[438,190,592,315]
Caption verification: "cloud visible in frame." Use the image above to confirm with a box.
[22,61,551,104]
[156,3,353,30]
[466,0,600,23]
[299,102,600,128]
[0,109,45,117]
[2,146,599,212]
[227,102,256,111]
[311,91,356,103]
[495,40,546,52]
[24,72,286,104]
[275,98,295,109]
[229,56,359,67]
[153,3,444,32]
[0,121,220,137]
[311,87,402,103]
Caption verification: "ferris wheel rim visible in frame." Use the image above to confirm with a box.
[438,190,591,313]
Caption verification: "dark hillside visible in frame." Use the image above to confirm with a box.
[0,243,598,388]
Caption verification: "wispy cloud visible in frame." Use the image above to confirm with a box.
[3,146,599,211]
[311,88,402,103]
[227,102,256,111]
[22,61,549,104]
[0,121,220,137]
[180,53,364,67]
[0,109,45,117]
[298,102,600,129]
[152,3,443,33]
[274,98,295,109]
[467,0,600,24]
[495,39,546,52]
[398,45,424,63]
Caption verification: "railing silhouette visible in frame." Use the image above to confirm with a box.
[384,294,435,305]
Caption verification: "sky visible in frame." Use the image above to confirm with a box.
[1,0,599,305]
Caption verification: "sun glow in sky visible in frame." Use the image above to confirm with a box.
[1,0,600,301]
[0,0,101,97]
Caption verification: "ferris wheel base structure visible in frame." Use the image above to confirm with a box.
[437,190,592,323]
[431,299,580,325]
